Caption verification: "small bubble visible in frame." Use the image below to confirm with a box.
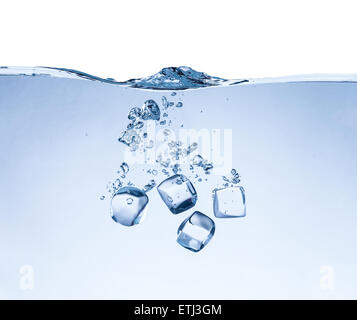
[162,96,168,108]
[100,195,105,200]
[172,164,180,174]
[176,102,183,108]
[192,155,204,166]
[143,179,156,192]
[204,163,214,171]
[146,140,154,148]
[186,142,198,155]
[160,159,170,168]
[135,121,144,129]
[128,107,142,120]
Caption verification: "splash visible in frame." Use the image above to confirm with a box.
[0,66,247,89]
[123,66,248,90]
[3,66,357,90]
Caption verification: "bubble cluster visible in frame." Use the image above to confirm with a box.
[103,94,246,252]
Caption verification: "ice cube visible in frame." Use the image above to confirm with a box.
[213,186,246,218]
[111,186,149,226]
[177,211,215,252]
[157,174,197,214]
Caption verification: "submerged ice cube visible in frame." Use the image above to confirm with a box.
[157,174,197,214]
[111,186,149,226]
[177,211,215,252]
[213,186,246,218]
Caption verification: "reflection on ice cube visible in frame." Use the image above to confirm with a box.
[111,186,149,226]
[213,186,246,218]
[157,174,197,214]
[177,211,215,252]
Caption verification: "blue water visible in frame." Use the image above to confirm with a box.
[0,67,357,299]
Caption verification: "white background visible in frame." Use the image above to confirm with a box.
[1,0,357,80]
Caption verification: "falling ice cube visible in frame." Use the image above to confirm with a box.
[157,174,197,214]
[213,186,246,218]
[177,211,215,252]
[111,186,149,226]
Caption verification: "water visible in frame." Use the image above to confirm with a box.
[213,186,246,218]
[177,211,215,252]
[1,66,357,298]
[157,174,197,214]
[111,186,148,226]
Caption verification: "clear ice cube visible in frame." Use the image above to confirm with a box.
[213,186,246,218]
[177,211,215,252]
[111,186,149,226]
[157,174,197,214]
